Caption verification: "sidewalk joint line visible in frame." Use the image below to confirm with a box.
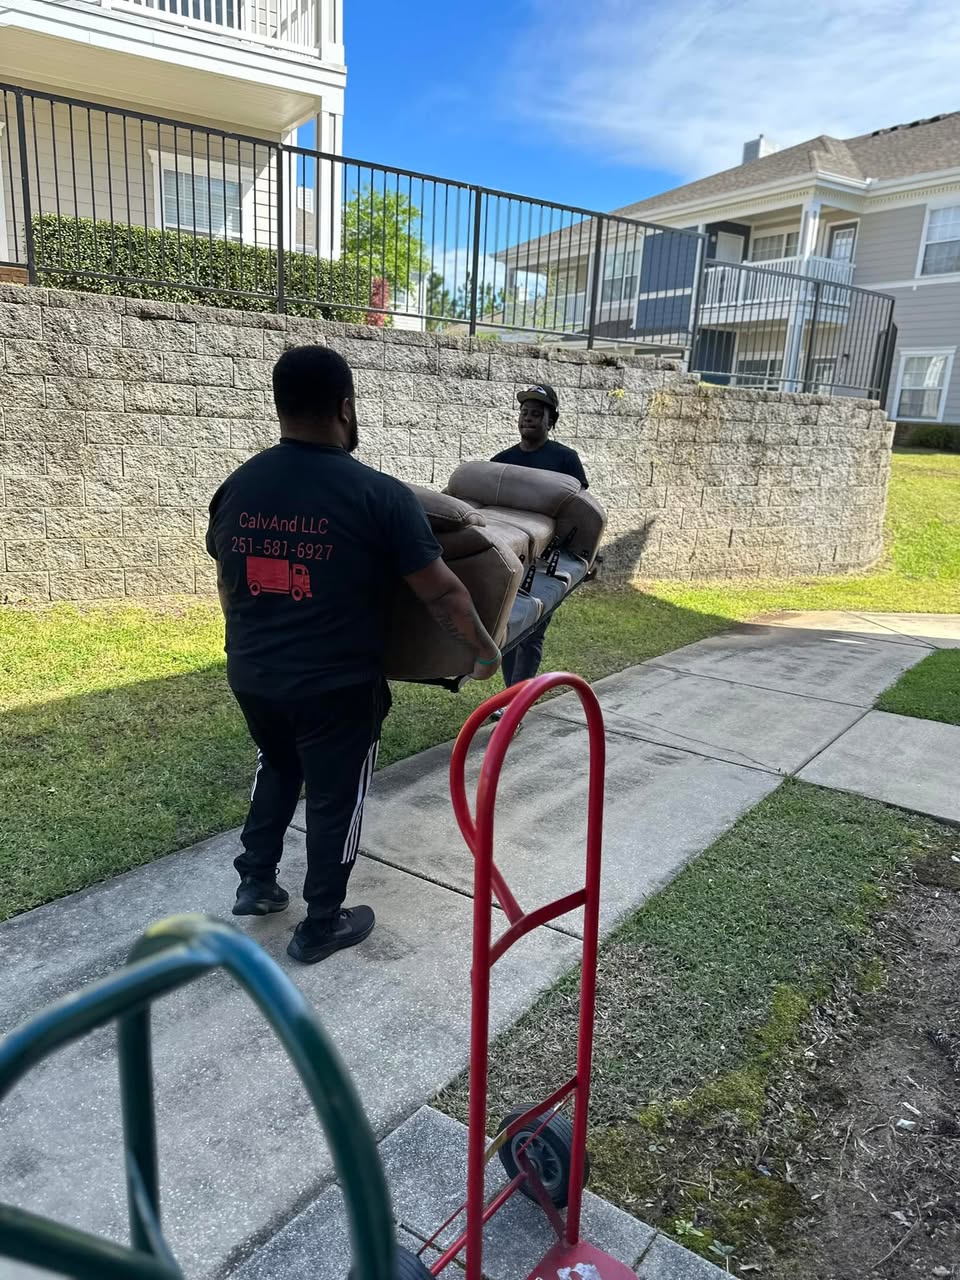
[846,611,938,649]
[790,705,873,777]
[539,707,782,776]
[357,851,587,942]
[357,849,481,906]
[641,660,887,709]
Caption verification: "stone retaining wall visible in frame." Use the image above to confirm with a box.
[0,285,894,602]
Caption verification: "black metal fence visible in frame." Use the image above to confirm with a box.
[694,258,898,399]
[0,82,896,399]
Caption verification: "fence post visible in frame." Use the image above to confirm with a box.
[878,317,898,407]
[467,187,482,337]
[801,279,823,393]
[687,233,708,374]
[275,143,286,313]
[13,90,36,284]
[586,216,605,350]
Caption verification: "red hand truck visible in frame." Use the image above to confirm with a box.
[410,673,637,1280]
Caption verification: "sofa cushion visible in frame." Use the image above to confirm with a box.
[481,507,556,560]
[473,519,529,563]
[405,482,485,533]
[552,488,607,565]
[446,460,581,517]
[384,525,524,680]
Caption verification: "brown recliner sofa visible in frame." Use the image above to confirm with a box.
[385,461,607,683]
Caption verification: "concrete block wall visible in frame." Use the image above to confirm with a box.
[0,285,894,602]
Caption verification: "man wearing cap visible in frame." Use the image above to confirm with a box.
[492,384,588,487]
[491,383,589,689]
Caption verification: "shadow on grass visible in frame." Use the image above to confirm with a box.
[0,665,256,922]
[0,575,735,923]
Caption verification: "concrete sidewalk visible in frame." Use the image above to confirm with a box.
[1,609,958,1279]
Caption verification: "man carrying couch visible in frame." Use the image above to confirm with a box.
[491,384,590,690]
[206,345,501,964]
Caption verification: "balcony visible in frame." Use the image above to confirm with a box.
[110,0,323,56]
[701,254,856,321]
[0,0,344,135]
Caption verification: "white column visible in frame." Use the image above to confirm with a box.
[317,0,345,62]
[783,197,822,387]
[797,197,822,263]
[281,127,298,256]
[0,121,9,262]
[314,106,343,262]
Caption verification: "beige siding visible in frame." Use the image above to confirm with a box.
[853,204,927,285]
[2,95,284,270]
[886,281,960,423]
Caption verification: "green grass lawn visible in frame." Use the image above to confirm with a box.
[876,648,960,725]
[1,448,958,921]
[659,447,960,620]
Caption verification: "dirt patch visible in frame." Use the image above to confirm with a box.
[600,854,960,1277]
[775,854,960,1279]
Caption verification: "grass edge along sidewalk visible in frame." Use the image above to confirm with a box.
[435,779,960,1273]
[875,648,960,726]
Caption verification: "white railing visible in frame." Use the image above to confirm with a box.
[701,254,855,310]
[552,292,587,328]
[108,0,321,55]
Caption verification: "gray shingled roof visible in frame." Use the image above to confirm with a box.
[618,112,960,218]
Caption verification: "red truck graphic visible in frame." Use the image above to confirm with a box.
[246,557,312,601]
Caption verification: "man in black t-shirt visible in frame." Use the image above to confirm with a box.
[491,384,589,691]
[207,346,501,964]
[491,384,589,488]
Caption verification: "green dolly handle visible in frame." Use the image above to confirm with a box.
[0,913,394,1280]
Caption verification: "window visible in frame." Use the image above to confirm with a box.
[808,357,836,393]
[827,223,857,262]
[735,356,783,390]
[161,167,242,238]
[895,351,954,421]
[920,204,960,276]
[750,230,799,262]
[150,149,252,241]
[601,246,639,303]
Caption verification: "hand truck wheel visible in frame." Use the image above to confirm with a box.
[394,1244,434,1279]
[496,1106,589,1209]
[348,1243,433,1280]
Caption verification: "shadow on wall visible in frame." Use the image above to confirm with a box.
[600,524,655,584]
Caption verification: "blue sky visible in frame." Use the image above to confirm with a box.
[332,0,678,212]
[306,0,959,218]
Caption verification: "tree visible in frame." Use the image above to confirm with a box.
[424,271,509,331]
[423,272,455,326]
[342,185,431,301]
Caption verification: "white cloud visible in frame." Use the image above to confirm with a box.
[510,0,958,185]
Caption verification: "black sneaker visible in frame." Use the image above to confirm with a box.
[487,707,523,737]
[286,907,376,964]
[232,875,290,917]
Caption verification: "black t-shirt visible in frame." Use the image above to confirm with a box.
[206,440,441,697]
[491,440,589,488]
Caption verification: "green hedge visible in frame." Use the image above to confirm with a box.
[901,422,959,452]
[33,215,366,321]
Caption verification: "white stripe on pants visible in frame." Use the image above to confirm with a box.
[341,738,380,865]
[250,749,264,801]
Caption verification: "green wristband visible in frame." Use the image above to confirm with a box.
[476,654,500,665]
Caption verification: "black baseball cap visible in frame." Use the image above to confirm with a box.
[517,383,559,414]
